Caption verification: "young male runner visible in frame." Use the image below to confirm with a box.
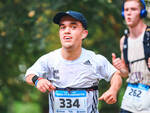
[112,0,150,112]
[25,10,122,113]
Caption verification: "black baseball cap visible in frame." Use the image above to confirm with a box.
[53,10,88,29]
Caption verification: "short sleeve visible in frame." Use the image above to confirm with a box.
[96,55,117,81]
[24,55,50,79]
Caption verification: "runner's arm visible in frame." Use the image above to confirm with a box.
[99,71,122,104]
[25,74,55,93]
[119,36,129,78]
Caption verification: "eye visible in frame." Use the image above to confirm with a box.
[71,25,77,29]
[124,8,128,12]
[131,8,136,11]
[60,26,65,30]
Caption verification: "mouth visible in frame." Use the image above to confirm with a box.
[63,36,72,40]
[127,17,131,22]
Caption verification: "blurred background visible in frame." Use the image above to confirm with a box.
[0,0,150,113]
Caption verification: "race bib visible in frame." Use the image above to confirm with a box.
[54,90,87,113]
[124,83,149,102]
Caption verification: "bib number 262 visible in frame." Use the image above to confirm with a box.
[128,88,142,98]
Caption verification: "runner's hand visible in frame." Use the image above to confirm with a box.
[112,53,122,70]
[98,88,117,104]
[36,79,56,93]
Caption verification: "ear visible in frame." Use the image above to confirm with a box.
[81,30,88,40]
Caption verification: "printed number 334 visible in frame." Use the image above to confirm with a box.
[59,98,80,108]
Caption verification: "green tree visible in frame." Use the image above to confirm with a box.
[2,0,149,113]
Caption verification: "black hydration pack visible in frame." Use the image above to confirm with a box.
[123,26,150,72]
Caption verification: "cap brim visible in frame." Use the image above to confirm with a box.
[53,11,87,29]
[53,12,70,24]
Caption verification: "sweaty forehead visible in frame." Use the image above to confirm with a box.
[59,15,82,25]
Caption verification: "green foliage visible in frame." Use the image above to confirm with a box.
[11,101,41,113]
[0,0,123,113]
[0,0,149,113]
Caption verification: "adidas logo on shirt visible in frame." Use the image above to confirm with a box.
[83,60,92,65]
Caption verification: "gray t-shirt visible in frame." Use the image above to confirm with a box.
[25,48,116,113]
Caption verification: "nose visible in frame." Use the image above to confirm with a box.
[126,9,131,16]
[64,27,71,34]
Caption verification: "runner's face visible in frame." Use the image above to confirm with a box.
[59,16,87,50]
[124,1,141,27]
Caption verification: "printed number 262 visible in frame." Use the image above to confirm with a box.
[128,88,142,98]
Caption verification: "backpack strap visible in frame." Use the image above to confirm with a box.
[123,29,130,72]
[143,26,150,71]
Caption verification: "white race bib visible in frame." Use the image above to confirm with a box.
[124,83,149,102]
[121,83,150,111]
[54,90,87,113]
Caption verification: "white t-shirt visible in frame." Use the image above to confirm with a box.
[25,48,116,113]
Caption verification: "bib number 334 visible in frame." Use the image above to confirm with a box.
[54,90,87,113]
[59,98,80,108]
